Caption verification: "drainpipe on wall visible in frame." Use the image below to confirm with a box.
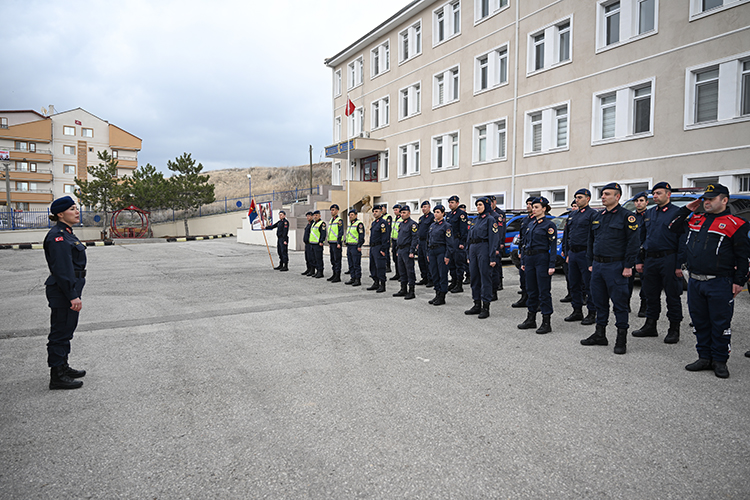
[510,0,520,209]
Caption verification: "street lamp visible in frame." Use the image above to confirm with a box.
[247,173,252,203]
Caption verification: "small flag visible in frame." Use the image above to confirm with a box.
[75,120,82,125]
[345,98,355,116]
[247,199,258,224]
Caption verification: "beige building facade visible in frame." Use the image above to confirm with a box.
[324,0,750,212]
[0,107,141,210]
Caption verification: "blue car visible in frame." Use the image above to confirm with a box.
[508,214,568,270]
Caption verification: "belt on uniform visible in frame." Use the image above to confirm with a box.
[419,237,427,241]
[570,245,586,253]
[525,249,545,256]
[646,249,676,258]
[593,256,621,263]
[428,244,445,249]
[398,244,410,249]
[690,274,717,281]
[75,270,87,278]
[470,238,488,244]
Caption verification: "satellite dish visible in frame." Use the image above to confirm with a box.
[41,107,48,115]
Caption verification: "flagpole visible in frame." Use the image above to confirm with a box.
[346,93,351,212]
[255,197,275,268]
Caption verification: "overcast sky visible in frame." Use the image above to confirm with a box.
[4,0,408,172]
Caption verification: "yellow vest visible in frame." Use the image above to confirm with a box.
[346,220,361,244]
[310,220,323,243]
[328,215,341,242]
[391,218,401,240]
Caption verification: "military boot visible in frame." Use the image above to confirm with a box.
[428,291,439,304]
[62,363,86,379]
[330,273,341,283]
[465,300,481,315]
[517,311,537,330]
[366,279,380,291]
[425,280,434,288]
[614,328,628,354]
[536,314,552,334]
[564,308,584,322]
[302,268,312,276]
[351,278,362,287]
[376,281,386,293]
[345,276,355,285]
[490,289,498,302]
[314,270,324,278]
[560,293,572,303]
[274,263,283,270]
[581,324,608,346]
[416,278,428,286]
[326,274,335,281]
[511,292,528,308]
[280,263,288,272]
[633,318,658,337]
[450,283,464,293]
[404,284,416,300]
[713,361,729,379]
[685,358,713,371]
[664,321,680,344]
[581,309,596,326]
[478,301,490,319]
[432,292,446,306]
[49,365,83,390]
[637,298,648,318]
[389,273,401,281]
[393,283,407,297]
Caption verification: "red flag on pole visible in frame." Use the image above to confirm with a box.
[247,199,258,224]
[75,120,82,125]
[345,98,355,116]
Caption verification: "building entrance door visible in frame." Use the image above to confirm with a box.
[361,155,378,182]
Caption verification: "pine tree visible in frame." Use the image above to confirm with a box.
[76,150,121,239]
[166,153,215,237]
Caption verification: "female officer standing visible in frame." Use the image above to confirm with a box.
[517,197,557,334]
[43,196,87,390]
[426,204,454,306]
[464,197,500,319]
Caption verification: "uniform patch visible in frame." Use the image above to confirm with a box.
[548,227,555,234]
[627,215,636,223]
[492,223,498,233]
[719,223,726,229]
[412,224,418,232]
[460,214,466,220]
[380,223,386,232]
[55,236,64,242]
[446,229,452,238]
[628,224,639,231]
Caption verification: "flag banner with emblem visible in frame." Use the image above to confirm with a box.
[345,98,355,116]
[75,120,82,125]
[247,199,258,224]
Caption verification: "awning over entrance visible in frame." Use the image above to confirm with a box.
[325,137,386,160]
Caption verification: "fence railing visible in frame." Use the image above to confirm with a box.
[0,185,320,230]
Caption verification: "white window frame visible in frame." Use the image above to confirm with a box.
[684,52,750,129]
[433,65,460,108]
[397,141,421,178]
[63,164,76,175]
[63,126,75,136]
[474,43,509,94]
[527,16,573,76]
[689,0,750,21]
[371,95,390,131]
[334,116,342,142]
[333,161,342,186]
[81,128,94,138]
[399,81,422,121]
[470,192,507,210]
[682,169,750,194]
[64,184,76,194]
[472,118,508,165]
[524,102,570,156]
[29,162,37,172]
[348,106,364,138]
[371,40,390,79]
[592,77,655,144]
[522,187,568,208]
[380,149,390,181]
[595,0,658,53]
[63,145,76,155]
[433,1,461,47]
[334,70,342,97]
[396,199,420,213]
[347,55,364,90]
[431,130,460,172]
[589,179,652,202]
[399,21,422,64]
[474,0,509,25]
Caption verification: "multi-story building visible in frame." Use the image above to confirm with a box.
[324,0,750,212]
[0,107,141,211]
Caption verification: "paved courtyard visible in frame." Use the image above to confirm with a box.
[1,238,748,499]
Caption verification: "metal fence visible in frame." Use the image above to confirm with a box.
[0,186,320,230]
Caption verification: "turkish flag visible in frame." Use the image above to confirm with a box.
[75,120,82,125]
[345,98,355,116]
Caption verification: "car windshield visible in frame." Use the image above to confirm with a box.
[551,217,567,230]
[506,217,525,232]
[622,195,699,213]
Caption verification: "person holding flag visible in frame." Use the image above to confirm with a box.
[265,210,290,271]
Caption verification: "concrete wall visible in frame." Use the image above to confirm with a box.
[150,211,246,238]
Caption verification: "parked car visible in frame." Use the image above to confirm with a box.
[509,214,568,270]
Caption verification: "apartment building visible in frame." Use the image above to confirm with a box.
[0,107,141,210]
[324,0,750,212]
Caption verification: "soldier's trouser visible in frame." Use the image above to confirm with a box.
[329,243,342,274]
[278,237,288,264]
[590,261,630,330]
[46,286,80,368]
[370,248,387,282]
[428,247,448,293]
[312,244,324,273]
[568,250,594,312]
[525,253,553,315]
[642,254,683,322]
[417,240,431,280]
[346,245,361,280]
[688,276,733,363]
[469,242,492,303]
[304,244,313,270]
[397,247,416,286]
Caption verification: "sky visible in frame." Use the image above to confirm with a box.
[3,0,409,172]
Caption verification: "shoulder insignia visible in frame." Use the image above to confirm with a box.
[412,224,418,232]
[321,222,326,228]
[628,224,639,231]
[548,227,555,234]
[446,229,452,238]
[627,215,636,223]
[460,215,466,220]
[592,220,600,224]
[55,236,64,242]
[492,223,498,233]
[337,220,342,225]
[358,225,364,232]
[718,223,726,229]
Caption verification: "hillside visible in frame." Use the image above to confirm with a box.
[208,163,331,201]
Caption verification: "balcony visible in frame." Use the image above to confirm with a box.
[0,188,54,204]
[6,147,53,163]
[0,168,53,183]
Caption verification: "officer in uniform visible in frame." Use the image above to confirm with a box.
[489,195,506,298]
[344,208,365,287]
[669,183,750,378]
[459,203,472,285]
[265,210,290,271]
[633,182,686,343]
[367,204,389,293]
[382,205,393,273]
[580,182,640,355]
[326,204,344,283]
[512,197,536,308]
[416,201,434,287]
[426,204,455,306]
[446,196,469,293]
[630,192,650,316]
[517,197,557,334]
[389,204,402,281]
[465,197,500,319]
[43,196,87,390]
[309,210,327,278]
[562,188,597,325]
[393,204,419,300]
[301,211,314,276]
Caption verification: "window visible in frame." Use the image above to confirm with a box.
[371,40,390,78]
[685,53,750,128]
[334,116,342,142]
[64,184,76,194]
[112,150,118,159]
[398,141,420,177]
[15,141,27,151]
[471,193,506,209]
[334,70,342,97]
[689,0,750,20]
[0,117,7,128]
[525,103,569,155]
[528,17,572,74]
[348,107,364,138]
[474,44,508,93]
[433,1,460,45]
[347,56,364,89]
[16,181,37,191]
[381,150,390,180]
[524,188,568,207]
[737,174,750,192]
[371,96,390,130]
[82,128,93,138]
[16,162,28,171]
[590,180,651,201]
[333,162,341,185]
[14,202,29,211]
[64,165,76,174]
[473,119,507,164]
[596,0,657,51]
[692,177,719,188]
[399,82,421,120]
[475,0,508,23]
[63,145,75,155]
[63,126,75,136]
[432,131,460,171]
[29,143,36,152]
[29,163,37,172]
[399,21,422,63]
[433,66,460,107]
[593,79,654,143]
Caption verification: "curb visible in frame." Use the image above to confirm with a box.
[165,234,234,243]
[0,240,115,250]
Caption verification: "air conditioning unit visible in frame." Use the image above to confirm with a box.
[358,132,370,138]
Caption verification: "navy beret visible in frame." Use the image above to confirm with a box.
[329,204,339,210]
[632,191,648,200]
[433,204,446,212]
[525,196,535,204]
[488,195,496,201]
[348,208,357,214]
[421,200,431,207]
[279,210,286,215]
[392,204,401,209]
[50,196,75,215]
[400,204,411,211]
[448,195,459,202]
[313,210,321,215]
[702,183,729,199]
[601,182,622,193]
[532,196,550,207]
[651,182,672,192]
[575,188,592,197]
[458,204,466,209]
[305,211,313,216]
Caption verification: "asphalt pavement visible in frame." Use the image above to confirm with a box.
[1,238,749,499]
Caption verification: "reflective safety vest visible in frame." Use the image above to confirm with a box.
[391,218,401,240]
[328,215,341,242]
[345,220,361,244]
[310,220,324,243]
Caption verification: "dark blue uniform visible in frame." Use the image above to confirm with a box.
[467,213,500,302]
[446,208,469,286]
[43,222,87,368]
[346,220,366,280]
[397,217,419,287]
[369,216,390,283]
[328,215,344,276]
[628,209,648,306]
[587,204,640,329]
[266,218,290,265]
[427,218,455,293]
[417,211,434,283]
[303,220,313,274]
[563,206,597,313]
[670,206,750,363]
[517,215,534,293]
[522,217,558,316]
[491,208,507,291]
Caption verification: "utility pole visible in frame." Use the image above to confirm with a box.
[309,145,313,193]
[1,149,11,224]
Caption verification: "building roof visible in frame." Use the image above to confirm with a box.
[0,110,48,119]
